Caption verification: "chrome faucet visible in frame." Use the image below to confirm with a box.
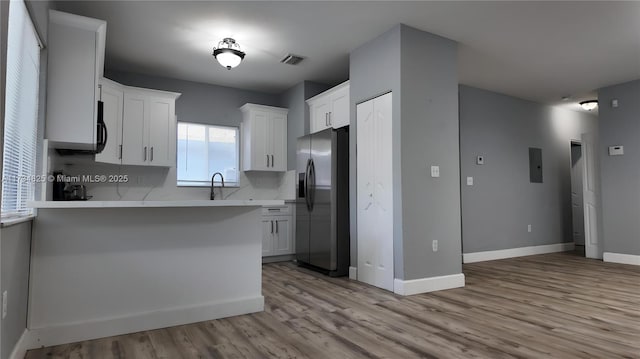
[210,172,225,200]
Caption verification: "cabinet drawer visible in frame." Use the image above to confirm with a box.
[262,205,291,216]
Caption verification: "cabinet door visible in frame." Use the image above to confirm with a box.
[330,86,349,129]
[269,112,287,171]
[310,99,331,134]
[262,219,275,256]
[95,83,123,164]
[148,97,175,167]
[122,92,148,166]
[273,218,293,255]
[251,111,270,171]
[45,17,100,150]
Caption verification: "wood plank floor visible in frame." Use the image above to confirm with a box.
[26,252,640,358]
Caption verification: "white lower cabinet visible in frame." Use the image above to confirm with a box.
[262,205,294,257]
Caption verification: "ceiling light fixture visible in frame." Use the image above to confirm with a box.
[212,38,245,70]
[579,100,598,111]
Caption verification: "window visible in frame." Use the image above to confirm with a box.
[177,122,239,186]
[2,0,41,219]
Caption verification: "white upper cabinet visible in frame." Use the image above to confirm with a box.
[121,87,180,167]
[45,10,106,150]
[97,79,180,167]
[95,79,124,164]
[307,81,350,134]
[240,104,288,172]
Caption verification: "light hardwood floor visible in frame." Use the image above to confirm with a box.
[26,252,640,358]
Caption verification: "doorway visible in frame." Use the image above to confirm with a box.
[570,141,585,256]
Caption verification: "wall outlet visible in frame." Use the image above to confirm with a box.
[466,177,474,186]
[2,291,7,319]
[430,165,440,178]
[432,240,438,252]
[527,224,532,233]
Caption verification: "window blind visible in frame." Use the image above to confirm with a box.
[2,0,40,218]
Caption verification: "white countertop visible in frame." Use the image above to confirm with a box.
[27,199,285,209]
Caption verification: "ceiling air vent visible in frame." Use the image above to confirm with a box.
[280,54,305,65]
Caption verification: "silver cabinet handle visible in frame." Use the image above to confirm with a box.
[266,154,269,167]
[328,112,332,126]
[150,147,154,162]
[118,145,123,159]
[271,220,274,233]
[271,155,274,168]
[276,220,278,233]
[143,146,147,161]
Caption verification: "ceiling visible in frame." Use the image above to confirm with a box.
[54,1,640,111]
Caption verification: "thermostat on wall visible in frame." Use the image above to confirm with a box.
[608,146,624,156]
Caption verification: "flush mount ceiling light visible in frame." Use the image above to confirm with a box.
[212,38,245,70]
[579,100,598,111]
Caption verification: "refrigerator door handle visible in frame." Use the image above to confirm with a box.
[308,159,316,211]
[304,159,311,211]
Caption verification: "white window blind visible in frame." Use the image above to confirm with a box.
[2,0,40,218]
[177,122,239,186]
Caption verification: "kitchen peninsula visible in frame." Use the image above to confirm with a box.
[25,199,283,348]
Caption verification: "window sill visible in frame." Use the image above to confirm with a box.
[1,215,35,228]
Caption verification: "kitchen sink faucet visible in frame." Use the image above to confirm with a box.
[210,172,225,200]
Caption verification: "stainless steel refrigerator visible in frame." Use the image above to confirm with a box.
[296,127,350,276]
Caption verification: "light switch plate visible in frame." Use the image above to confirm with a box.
[430,166,440,178]
[467,177,474,186]
[476,156,484,165]
[608,146,624,156]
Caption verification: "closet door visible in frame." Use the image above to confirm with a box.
[356,92,393,292]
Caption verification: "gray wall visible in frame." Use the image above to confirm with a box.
[350,25,403,277]
[279,82,305,170]
[598,79,640,256]
[278,81,331,170]
[399,25,461,279]
[459,85,597,253]
[105,69,280,128]
[1,222,32,359]
[350,24,462,281]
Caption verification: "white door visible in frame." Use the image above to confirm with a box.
[311,100,330,134]
[270,112,287,171]
[273,218,292,255]
[252,111,270,171]
[570,143,585,246]
[357,92,394,292]
[122,92,148,166]
[148,97,174,167]
[582,133,603,259]
[330,86,349,129]
[96,83,123,164]
[262,219,274,256]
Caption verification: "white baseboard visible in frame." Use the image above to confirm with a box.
[23,296,264,350]
[349,266,357,280]
[463,242,575,263]
[393,273,465,296]
[9,329,29,359]
[603,252,640,266]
